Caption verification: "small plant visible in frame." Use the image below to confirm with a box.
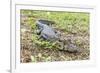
[32,33,61,50]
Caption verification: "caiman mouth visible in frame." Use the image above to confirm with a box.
[37,19,55,25]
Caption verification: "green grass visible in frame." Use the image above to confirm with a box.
[21,10,89,34]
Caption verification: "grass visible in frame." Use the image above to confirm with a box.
[21,10,89,33]
[20,10,90,63]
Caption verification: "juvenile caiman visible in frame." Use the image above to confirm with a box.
[36,19,81,52]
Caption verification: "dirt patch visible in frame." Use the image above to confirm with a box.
[20,23,89,63]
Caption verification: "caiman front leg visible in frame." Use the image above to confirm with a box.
[36,27,43,35]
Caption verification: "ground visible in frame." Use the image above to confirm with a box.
[20,10,90,63]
